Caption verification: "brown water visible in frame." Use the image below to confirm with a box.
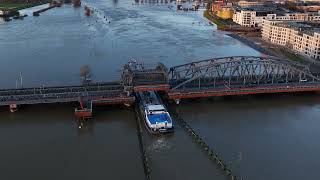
[0,105,144,180]
[1,1,319,180]
[177,94,320,180]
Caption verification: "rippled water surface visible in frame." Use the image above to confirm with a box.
[0,0,258,88]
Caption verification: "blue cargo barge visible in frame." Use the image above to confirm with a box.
[137,91,174,134]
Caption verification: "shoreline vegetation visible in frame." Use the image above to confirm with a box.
[0,2,49,11]
[0,2,50,17]
[203,9,233,30]
[203,9,257,32]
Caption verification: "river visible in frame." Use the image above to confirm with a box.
[1,0,319,180]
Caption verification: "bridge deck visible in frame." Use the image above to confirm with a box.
[168,84,320,100]
[0,82,135,106]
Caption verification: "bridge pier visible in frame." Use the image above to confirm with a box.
[9,104,18,113]
[74,100,93,119]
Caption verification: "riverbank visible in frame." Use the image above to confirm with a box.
[0,2,50,11]
[203,9,233,30]
[203,10,304,62]
[229,32,320,72]
[203,9,258,32]
[227,33,271,55]
[0,2,50,16]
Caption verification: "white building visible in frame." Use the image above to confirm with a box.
[262,19,320,59]
[233,10,256,27]
[233,10,320,27]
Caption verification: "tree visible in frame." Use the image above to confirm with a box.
[80,65,91,82]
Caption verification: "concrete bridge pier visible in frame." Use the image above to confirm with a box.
[74,100,93,119]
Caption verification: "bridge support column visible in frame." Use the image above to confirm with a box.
[175,99,181,105]
[9,104,18,113]
[75,100,93,120]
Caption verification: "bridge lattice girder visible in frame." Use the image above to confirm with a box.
[122,60,168,87]
[168,56,320,90]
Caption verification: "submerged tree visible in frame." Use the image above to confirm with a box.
[80,65,91,84]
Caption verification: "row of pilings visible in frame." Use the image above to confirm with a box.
[134,106,152,180]
[168,106,242,180]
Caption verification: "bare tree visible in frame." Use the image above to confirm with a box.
[80,65,91,83]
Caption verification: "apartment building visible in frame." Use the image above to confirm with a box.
[233,6,276,27]
[262,20,320,59]
[233,10,257,27]
[233,9,320,27]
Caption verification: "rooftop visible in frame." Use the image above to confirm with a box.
[235,5,286,15]
[279,21,313,28]
[271,20,320,36]
[300,28,320,36]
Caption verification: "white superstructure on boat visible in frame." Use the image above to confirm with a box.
[138,91,173,134]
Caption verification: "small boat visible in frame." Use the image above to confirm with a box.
[137,91,174,134]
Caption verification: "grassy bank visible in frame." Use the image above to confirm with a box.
[0,2,48,11]
[279,48,306,64]
[203,10,234,30]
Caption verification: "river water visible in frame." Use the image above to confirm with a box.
[0,0,319,180]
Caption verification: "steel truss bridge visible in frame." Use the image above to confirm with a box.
[166,56,320,101]
[1,56,320,116]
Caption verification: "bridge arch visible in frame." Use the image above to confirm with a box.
[168,56,320,90]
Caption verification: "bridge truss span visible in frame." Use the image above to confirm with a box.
[2,56,320,114]
[168,56,320,91]
[0,82,134,106]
